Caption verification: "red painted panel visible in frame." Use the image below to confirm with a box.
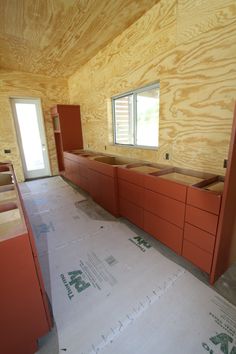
[79,175,89,193]
[88,169,119,216]
[144,189,185,228]
[99,173,119,216]
[182,239,213,273]
[119,198,144,229]
[144,174,187,202]
[211,103,236,283]
[57,105,83,151]
[187,187,222,215]
[88,169,101,203]
[184,223,215,254]
[185,205,218,235]
[143,210,183,254]
[0,235,49,354]
[117,167,144,187]
[118,179,144,207]
[88,159,115,177]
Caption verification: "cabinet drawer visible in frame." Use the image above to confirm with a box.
[118,179,144,207]
[119,198,143,229]
[143,210,183,254]
[88,160,115,177]
[187,187,222,215]
[185,205,218,235]
[144,175,187,202]
[182,240,213,273]
[184,223,215,254]
[117,168,144,187]
[144,189,185,228]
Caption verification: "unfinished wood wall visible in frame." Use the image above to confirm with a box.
[0,69,69,181]
[69,0,236,176]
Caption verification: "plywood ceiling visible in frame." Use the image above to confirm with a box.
[0,0,159,78]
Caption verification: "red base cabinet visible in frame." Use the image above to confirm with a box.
[0,163,52,354]
[88,159,119,216]
[182,183,223,274]
[117,168,145,229]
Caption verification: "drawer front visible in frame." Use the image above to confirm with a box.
[117,168,144,187]
[88,160,115,177]
[182,240,213,274]
[119,198,143,229]
[187,187,222,215]
[185,205,218,235]
[144,189,185,228]
[144,175,187,202]
[184,223,215,254]
[118,179,144,207]
[143,210,183,254]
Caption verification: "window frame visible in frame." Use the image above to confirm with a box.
[112,82,160,149]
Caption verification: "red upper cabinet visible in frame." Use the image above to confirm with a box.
[51,104,83,172]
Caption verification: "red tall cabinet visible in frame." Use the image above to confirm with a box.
[51,104,83,173]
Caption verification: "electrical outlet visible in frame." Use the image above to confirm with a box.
[165,153,170,160]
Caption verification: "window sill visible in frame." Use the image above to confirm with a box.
[111,143,159,151]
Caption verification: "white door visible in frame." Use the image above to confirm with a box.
[11,98,51,179]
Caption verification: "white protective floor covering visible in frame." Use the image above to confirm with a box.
[20,177,236,354]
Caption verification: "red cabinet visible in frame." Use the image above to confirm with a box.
[64,152,91,193]
[51,104,83,173]
[143,173,187,254]
[117,168,145,228]
[0,163,52,354]
[144,210,183,254]
[182,183,223,274]
[88,159,119,216]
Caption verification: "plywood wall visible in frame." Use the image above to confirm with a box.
[0,69,69,181]
[68,0,236,176]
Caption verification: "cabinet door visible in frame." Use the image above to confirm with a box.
[99,173,118,216]
[118,179,144,207]
[144,210,183,254]
[182,239,213,273]
[144,189,185,228]
[89,169,102,203]
[119,197,143,229]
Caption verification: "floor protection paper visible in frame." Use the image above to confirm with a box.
[20,177,236,354]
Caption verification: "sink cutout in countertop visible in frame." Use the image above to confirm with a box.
[159,172,204,186]
[93,156,133,165]
[128,165,161,174]
[204,181,224,193]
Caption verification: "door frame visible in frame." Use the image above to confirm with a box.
[10,97,52,179]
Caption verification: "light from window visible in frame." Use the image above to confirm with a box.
[112,83,159,148]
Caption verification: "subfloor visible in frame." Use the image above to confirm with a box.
[19,176,236,354]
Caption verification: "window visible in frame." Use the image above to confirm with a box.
[112,83,159,148]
